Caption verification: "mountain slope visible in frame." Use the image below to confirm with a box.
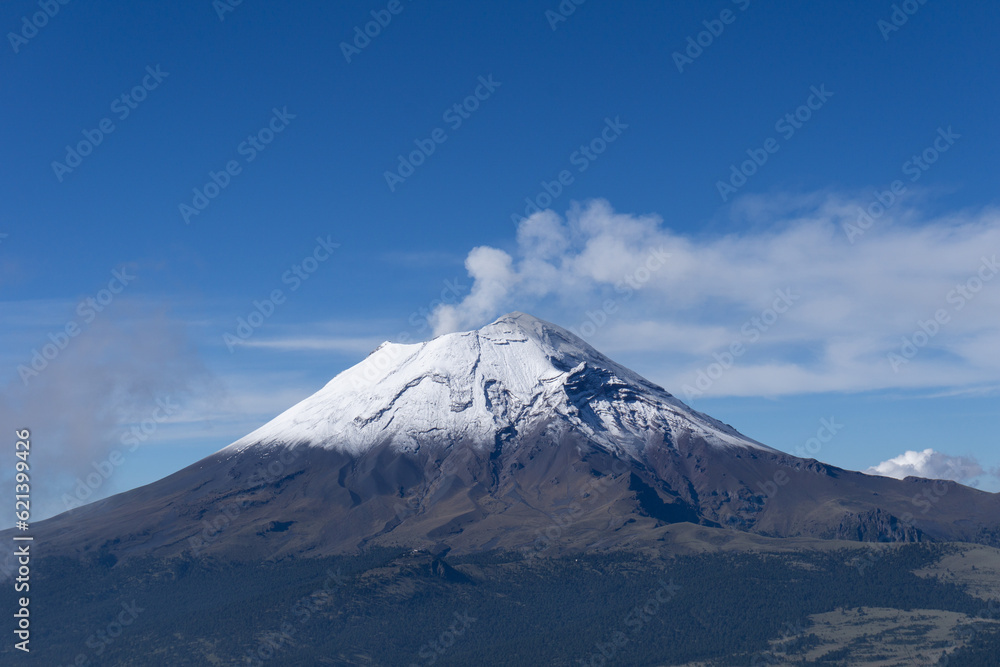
[5,312,999,565]
[223,311,773,458]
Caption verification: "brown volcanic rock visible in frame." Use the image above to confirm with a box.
[7,313,1000,565]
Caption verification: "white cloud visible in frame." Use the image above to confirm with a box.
[0,305,220,520]
[430,197,1000,397]
[232,336,381,353]
[432,246,516,335]
[865,448,987,484]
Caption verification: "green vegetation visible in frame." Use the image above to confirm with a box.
[0,543,995,665]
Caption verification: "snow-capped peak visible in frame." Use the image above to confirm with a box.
[225,312,773,457]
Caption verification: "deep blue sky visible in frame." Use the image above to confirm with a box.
[2,0,999,519]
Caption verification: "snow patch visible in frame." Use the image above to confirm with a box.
[224,312,774,458]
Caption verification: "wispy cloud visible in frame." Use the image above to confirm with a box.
[0,304,220,519]
[430,197,1000,397]
[231,336,381,353]
[912,385,1000,400]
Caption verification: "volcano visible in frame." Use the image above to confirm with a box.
[14,312,1000,563]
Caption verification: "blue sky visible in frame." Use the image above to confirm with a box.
[2,0,999,521]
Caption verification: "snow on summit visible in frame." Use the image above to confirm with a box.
[225,312,773,457]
